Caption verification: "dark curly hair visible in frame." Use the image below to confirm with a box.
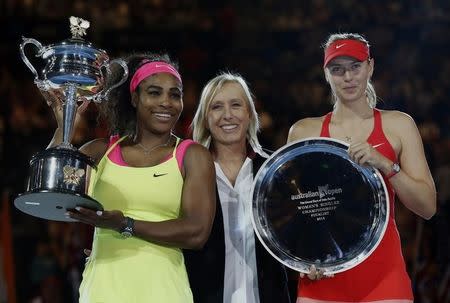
[99,52,180,137]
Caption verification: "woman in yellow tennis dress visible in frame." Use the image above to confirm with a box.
[45,53,216,302]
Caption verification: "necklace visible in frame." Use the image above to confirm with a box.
[136,134,172,155]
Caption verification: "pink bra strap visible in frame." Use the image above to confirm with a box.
[107,135,128,166]
[107,135,196,170]
[175,139,196,170]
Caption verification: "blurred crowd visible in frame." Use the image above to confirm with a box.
[1,1,449,302]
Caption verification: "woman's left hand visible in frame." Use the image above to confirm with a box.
[66,207,125,231]
[347,141,389,171]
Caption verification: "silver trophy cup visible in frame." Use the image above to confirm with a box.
[14,17,128,222]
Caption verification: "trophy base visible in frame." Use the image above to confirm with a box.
[14,190,103,222]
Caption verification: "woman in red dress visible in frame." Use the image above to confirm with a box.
[287,33,436,303]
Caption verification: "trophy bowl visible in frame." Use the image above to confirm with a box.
[19,16,128,102]
[40,39,108,94]
[251,137,389,274]
[14,17,128,222]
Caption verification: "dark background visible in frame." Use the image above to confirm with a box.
[1,1,449,302]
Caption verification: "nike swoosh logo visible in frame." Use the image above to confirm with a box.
[153,173,168,177]
[155,64,176,72]
[336,44,346,49]
[372,143,385,148]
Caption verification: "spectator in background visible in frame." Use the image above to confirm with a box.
[0,247,7,303]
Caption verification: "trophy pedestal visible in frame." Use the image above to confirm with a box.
[14,191,103,222]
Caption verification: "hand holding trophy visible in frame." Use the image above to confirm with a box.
[14,16,128,222]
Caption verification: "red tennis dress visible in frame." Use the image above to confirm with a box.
[297,109,413,302]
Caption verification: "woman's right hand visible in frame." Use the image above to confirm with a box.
[299,265,334,280]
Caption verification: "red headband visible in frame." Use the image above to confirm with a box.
[323,39,370,67]
[129,61,182,93]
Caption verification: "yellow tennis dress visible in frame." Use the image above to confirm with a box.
[79,137,193,303]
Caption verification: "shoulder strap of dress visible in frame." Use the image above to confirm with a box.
[373,108,382,131]
[175,139,196,170]
[89,136,127,191]
[320,112,332,137]
[172,136,181,157]
[89,135,127,194]
[105,135,128,157]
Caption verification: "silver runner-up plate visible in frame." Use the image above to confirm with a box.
[251,138,389,274]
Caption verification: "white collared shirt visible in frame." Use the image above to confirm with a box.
[215,158,260,303]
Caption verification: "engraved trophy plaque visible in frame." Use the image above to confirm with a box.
[251,138,389,274]
[14,17,128,222]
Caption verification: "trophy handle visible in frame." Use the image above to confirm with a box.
[92,58,129,103]
[20,37,46,88]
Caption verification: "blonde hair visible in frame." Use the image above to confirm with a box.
[323,33,377,108]
[191,72,267,156]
